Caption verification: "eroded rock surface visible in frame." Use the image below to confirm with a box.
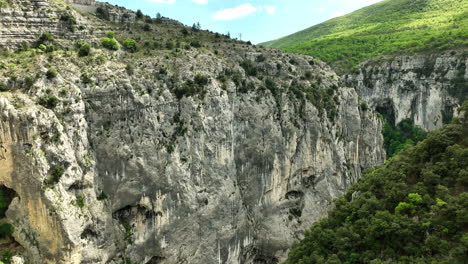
[346,51,467,130]
[0,0,386,263]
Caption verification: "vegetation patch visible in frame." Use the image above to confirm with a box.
[44,165,65,187]
[174,73,209,99]
[122,38,139,53]
[262,0,468,73]
[383,118,427,157]
[101,32,119,51]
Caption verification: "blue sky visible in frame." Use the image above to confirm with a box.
[105,0,383,44]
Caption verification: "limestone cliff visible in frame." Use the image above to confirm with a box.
[345,51,467,130]
[0,0,385,263]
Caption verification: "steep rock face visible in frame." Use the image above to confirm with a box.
[345,51,467,130]
[0,1,385,263]
[0,49,385,263]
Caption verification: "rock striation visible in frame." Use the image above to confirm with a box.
[0,0,386,263]
[345,50,467,130]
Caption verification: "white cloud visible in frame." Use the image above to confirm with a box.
[212,3,257,21]
[192,0,208,4]
[330,10,345,18]
[263,5,276,16]
[145,0,176,4]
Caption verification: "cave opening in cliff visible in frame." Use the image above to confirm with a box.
[375,100,396,125]
[0,185,24,257]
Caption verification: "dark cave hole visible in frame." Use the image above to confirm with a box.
[0,185,16,218]
[0,185,24,256]
[80,227,98,240]
[375,99,396,125]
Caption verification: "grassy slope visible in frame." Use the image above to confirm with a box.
[262,0,468,72]
[285,102,468,264]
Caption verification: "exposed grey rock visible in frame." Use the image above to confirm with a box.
[0,1,386,263]
[345,50,467,130]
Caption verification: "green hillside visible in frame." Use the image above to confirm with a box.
[285,102,468,264]
[261,0,468,72]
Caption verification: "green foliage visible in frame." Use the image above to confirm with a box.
[37,32,54,46]
[383,118,427,157]
[174,74,209,99]
[1,251,12,263]
[36,33,56,52]
[38,44,47,52]
[101,37,119,51]
[106,31,115,39]
[240,59,257,76]
[78,42,91,57]
[38,95,59,109]
[194,73,209,86]
[143,24,151,32]
[0,223,13,238]
[122,38,139,53]
[60,12,77,31]
[96,6,110,20]
[0,0,11,8]
[0,190,6,217]
[287,80,339,121]
[44,165,64,186]
[136,9,143,19]
[46,68,57,79]
[74,195,85,208]
[97,192,108,201]
[262,0,468,72]
[285,110,468,264]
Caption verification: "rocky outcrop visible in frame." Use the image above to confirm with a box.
[345,50,467,130]
[0,49,385,263]
[0,1,385,263]
[0,0,97,48]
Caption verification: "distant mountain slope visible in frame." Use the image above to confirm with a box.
[261,0,468,72]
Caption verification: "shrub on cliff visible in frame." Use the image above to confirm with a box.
[122,38,139,53]
[36,32,56,52]
[46,68,57,79]
[101,33,119,51]
[78,42,92,57]
[96,6,110,20]
[60,12,77,32]
[38,95,59,109]
[0,223,13,238]
[174,74,209,99]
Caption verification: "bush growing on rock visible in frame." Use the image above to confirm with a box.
[60,12,77,32]
[143,24,151,32]
[96,6,110,20]
[136,9,144,19]
[38,95,59,109]
[0,223,13,238]
[122,38,139,53]
[44,165,64,186]
[37,32,54,46]
[78,42,91,57]
[101,37,119,51]
[174,74,209,99]
[46,68,57,79]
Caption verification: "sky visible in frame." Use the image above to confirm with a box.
[105,0,384,44]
